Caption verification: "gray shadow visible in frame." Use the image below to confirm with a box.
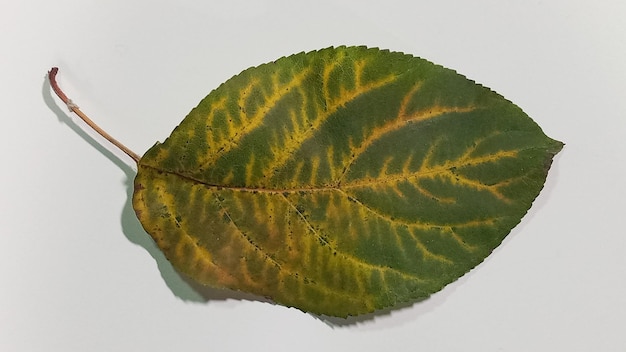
[315,297,427,327]
[42,73,273,306]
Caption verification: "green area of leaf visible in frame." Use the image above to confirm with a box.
[132,46,563,317]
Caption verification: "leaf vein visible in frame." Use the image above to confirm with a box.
[337,83,477,184]
[280,193,427,283]
[198,68,313,170]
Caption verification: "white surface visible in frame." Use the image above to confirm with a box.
[2,0,625,351]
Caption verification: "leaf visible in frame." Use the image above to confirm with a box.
[132,46,563,317]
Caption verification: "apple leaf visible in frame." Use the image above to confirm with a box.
[131,46,563,317]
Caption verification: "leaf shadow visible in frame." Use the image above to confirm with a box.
[41,73,272,307]
[315,298,427,327]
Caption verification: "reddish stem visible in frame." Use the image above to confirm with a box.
[48,67,140,163]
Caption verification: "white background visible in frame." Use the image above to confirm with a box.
[2,1,625,351]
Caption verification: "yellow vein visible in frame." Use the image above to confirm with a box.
[438,226,478,252]
[343,148,518,195]
[338,188,503,253]
[200,68,313,169]
[336,189,454,263]
[261,60,398,182]
[280,193,428,282]
[151,183,242,287]
[202,97,229,145]
[213,192,283,269]
[336,84,477,184]
[212,191,377,301]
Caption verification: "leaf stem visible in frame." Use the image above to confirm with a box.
[48,67,141,163]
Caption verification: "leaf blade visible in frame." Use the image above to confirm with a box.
[133,46,563,317]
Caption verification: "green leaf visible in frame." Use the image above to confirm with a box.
[132,46,563,317]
